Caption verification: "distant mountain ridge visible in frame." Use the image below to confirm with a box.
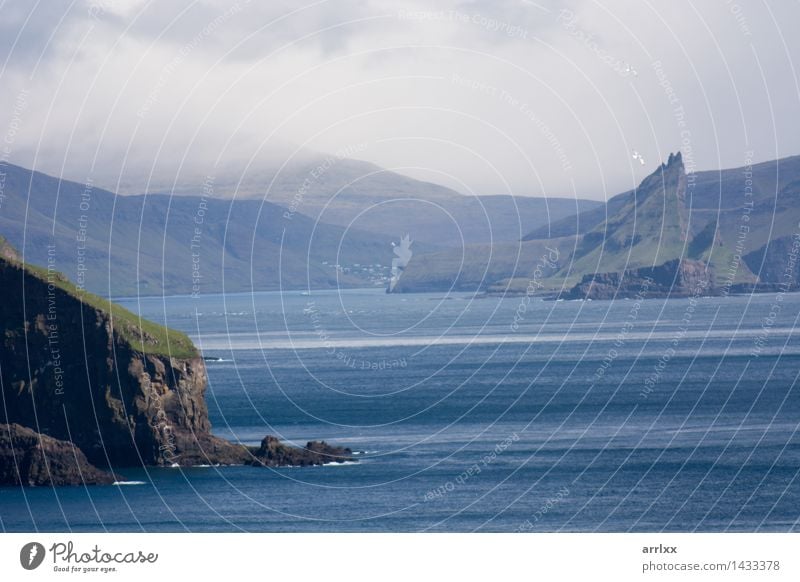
[525,154,800,243]
[8,151,796,299]
[0,157,600,297]
[0,162,396,296]
[393,152,800,296]
[112,155,601,248]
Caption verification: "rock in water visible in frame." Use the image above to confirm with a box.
[0,423,115,486]
[249,436,354,467]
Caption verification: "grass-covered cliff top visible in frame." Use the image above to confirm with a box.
[0,235,19,261]
[1,250,198,359]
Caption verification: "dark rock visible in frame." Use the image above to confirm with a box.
[0,423,116,486]
[743,235,800,288]
[248,436,354,467]
[0,253,213,467]
[0,246,356,478]
[564,258,715,300]
[172,434,251,466]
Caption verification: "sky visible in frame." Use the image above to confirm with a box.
[0,0,798,201]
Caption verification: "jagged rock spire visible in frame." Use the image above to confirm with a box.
[666,151,683,168]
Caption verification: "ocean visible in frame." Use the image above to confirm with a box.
[2,288,798,532]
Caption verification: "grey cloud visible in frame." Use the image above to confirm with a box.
[0,1,76,68]
[0,0,798,200]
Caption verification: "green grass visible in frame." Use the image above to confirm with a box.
[19,260,198,359]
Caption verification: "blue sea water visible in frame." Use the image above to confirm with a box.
[1,288,799,532]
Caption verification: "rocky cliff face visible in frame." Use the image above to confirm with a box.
[556,152,691,284]
[0,423,116,486]
[0,254,221,467]
[0,247,356,484]
[744,235,800,287]
[565,258,714,300]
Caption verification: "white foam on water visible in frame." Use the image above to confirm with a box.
[194,327,800,351]
[112,481,146,486]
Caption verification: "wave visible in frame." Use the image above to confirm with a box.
[280,460,360,468]
[112,481,146,486]
[193,327,800,352]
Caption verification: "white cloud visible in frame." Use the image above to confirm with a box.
[0,0,797,200]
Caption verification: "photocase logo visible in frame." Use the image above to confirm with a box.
[20,542,46,570]
[389,234,413,291]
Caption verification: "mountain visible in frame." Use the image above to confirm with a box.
[526,154,800,247]
[117,155,601,248]
[393,153,800,295]
[538,152,800,292]
[0,162,400,296]
[555,152,694,283]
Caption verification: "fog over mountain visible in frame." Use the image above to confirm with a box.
[1,0,798,297]
[121,153,601,247]
[0,0,798,204]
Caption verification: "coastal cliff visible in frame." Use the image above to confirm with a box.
[564,258,714,300]
[0,245,352,485]
[0,250,220,467]
[0,423,116,486]
[744,235,800,287]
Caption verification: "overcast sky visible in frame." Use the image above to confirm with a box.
[1,0,798,200]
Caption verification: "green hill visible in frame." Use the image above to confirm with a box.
[557,152,691,285]
[393,152,800,294]
[0,240,196,358]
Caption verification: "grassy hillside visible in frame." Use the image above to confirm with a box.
[525,154,800,242]
[554,152,690,286]
[395,152,799,293]
[1,245,197,358]
[0,163,398,296]
[0,235,19,261]
[393,236,575,293]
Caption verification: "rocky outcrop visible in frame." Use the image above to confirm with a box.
[247,436,353,467]
[564,258,714,300]
[744,235,800,289]
[0,247,355,479]
[0,423,116,486]
[0,254,214,467]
